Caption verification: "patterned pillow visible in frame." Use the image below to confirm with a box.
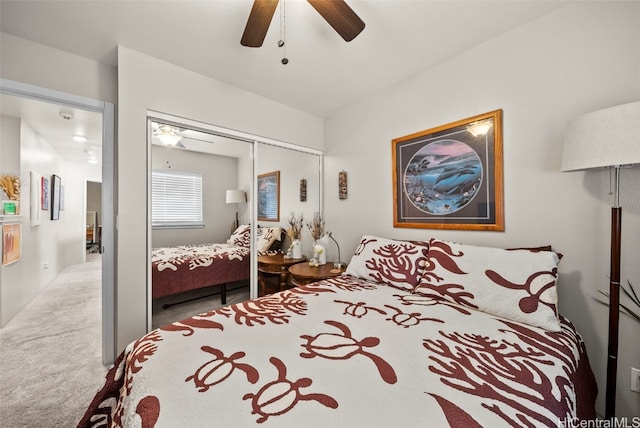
[256,227,282,253]
[414,239,561,331]
[227,224,251,247]
[345,235,429,291]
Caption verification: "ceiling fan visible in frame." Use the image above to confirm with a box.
[152,123,186,148]
[241,0,365,48]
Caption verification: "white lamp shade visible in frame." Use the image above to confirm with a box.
[561,101,640,171]
[226,189,246,204]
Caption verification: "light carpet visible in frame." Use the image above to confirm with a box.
[0,254,107,427]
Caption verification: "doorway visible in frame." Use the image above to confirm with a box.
[86,181,102,256]
[0,78,116,364]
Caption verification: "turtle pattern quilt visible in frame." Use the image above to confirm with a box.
[151,243,250,299]
[79,275,596,427]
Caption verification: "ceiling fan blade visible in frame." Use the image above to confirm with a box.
[307,0,365,42]
[241,0,279,47]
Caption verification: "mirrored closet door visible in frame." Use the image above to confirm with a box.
[147,116,322,330]
[149,118,253,329]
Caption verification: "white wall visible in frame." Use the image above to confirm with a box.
[324,2,640,418]
[256,144,322,255]
[0,32,117,104]
[151,145,241,247]
[1,118,62,326]
[0,115,22,326]
[116,47,324,353]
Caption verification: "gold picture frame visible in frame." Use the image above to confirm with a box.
[2,223,22,265]
[392,109,504,231]
[257,171,280,222]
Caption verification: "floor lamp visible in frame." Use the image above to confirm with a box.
[561,101,640,419]
[226,189,246,230]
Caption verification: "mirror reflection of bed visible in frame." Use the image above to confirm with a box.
[150,120,321,329]
[150,123,252,328]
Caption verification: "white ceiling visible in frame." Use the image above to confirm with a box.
[1,94,104,165]
[0,0,569,162]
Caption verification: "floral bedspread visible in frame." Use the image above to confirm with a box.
[79,275,597,427]
[151,243,250,299]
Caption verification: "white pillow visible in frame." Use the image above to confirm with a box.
[227,224,251,247]
[345,235,429,291]
[414,239,561,331]
[256,227,282,253]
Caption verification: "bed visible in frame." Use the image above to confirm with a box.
[80,236,597,427]
[152,225,281,304]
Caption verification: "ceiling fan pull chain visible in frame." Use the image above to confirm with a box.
[279,0,288,64]
[609,167,614,195]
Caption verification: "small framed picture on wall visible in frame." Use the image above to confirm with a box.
[51,174,62,220]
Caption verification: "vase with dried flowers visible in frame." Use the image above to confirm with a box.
[285,212,303,259]
[0,174,21,215]
[307,212,326,265]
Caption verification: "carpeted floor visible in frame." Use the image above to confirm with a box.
[0,254,251,427]
[0,253,107,427]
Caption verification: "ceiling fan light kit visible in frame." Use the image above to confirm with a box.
[156,125,183,147]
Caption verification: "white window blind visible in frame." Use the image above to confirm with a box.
[152,170,204,228]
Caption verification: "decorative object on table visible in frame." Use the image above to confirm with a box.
[257,171,280,222]
[0,174,20,205]
[338,170,347,199]
[41,176,49,211]
[2,201,17,215]
[319,232,344,273]
[307,212,326,265]
[285,212,303,259]
[311,242,326,266]
[289,239,302,260]
[561,101,640,419]
[51,174,62,220]
[226,189,247,230]
[300,178,307,202]
[392,109,504,231]
[30,171,41,226]
[2,223,21,265]
[306,211,325,240]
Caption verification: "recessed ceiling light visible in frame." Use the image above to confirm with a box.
[88,158,98,164]
[72,134,88,143]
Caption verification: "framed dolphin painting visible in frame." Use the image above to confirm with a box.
[392,110,504,231]
[257,171,280,222]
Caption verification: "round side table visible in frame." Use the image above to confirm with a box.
[257,253,306,296]
[288,262,344,286]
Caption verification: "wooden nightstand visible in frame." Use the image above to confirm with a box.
[288,262,345,286]
[257,253,306,296]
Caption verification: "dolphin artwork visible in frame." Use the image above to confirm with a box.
[404,139,483,215]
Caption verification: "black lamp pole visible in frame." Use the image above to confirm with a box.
[605,166,622,420]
